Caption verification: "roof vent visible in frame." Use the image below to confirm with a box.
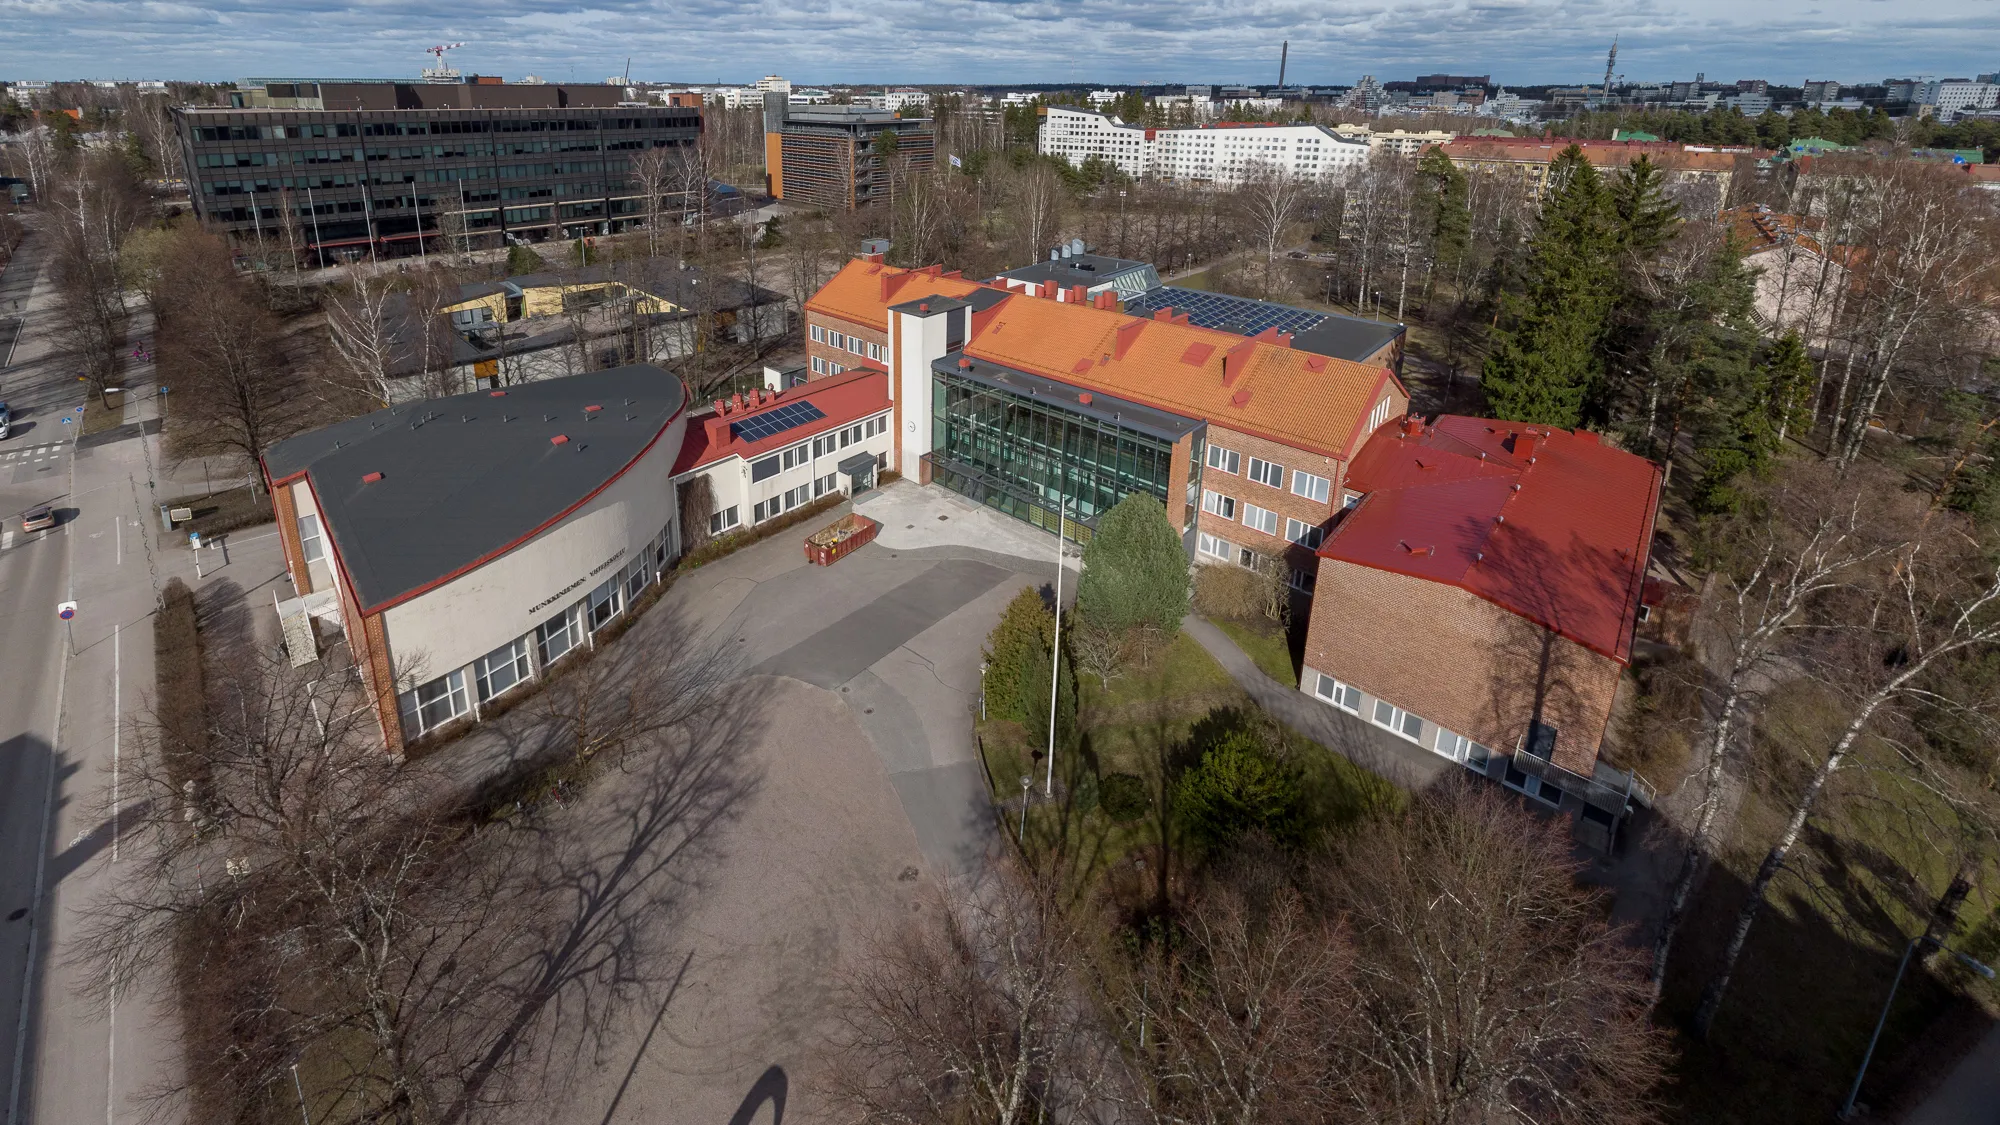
[919,302,929,312]
[362,471,384,483]
[488,390,508,397]
[1078,392,1093,405]
[958,358,973,369]
[585,404,603,413]
[551,434,570,446]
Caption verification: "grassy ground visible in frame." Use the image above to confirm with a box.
[165,485,274,537]
[79,390,125,436]
[1658,681,2000,1124]
[1213,618,1297,687]
[977,629,1398,887]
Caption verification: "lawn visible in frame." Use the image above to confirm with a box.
[80,390,126,436]
[976,628,1398,885]
[1213,617,1298,687]
[164,485,275,537]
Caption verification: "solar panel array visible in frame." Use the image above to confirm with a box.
[1128,287,1329,338]
[730,400,827,443]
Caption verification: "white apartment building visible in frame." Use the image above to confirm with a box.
[1919,80,1999,122]
[1038,106,1368,186]
[1329,123,1457,156]
[754,75,792,94]
[1087,89,1124,107]
[853,88,931,112]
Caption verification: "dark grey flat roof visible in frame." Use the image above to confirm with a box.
[996,254,1156,291]
[1290,317,1404,364]
[264,365,687,611]
[930,355,1200,445]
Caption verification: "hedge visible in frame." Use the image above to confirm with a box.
[154,578,209,793]
[677,493,847,571]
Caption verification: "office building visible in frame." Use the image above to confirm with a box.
[1301,415,1663,846]
[174,78,702,262]
[762,96,934,210]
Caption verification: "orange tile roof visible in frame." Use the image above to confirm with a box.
[804,257,988,328]
[1441,139,1751,174]
[963,294,1398,459]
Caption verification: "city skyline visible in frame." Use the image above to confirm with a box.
[1,0,1994,87]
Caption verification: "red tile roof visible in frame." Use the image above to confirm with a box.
[962,292,1400,459]
[671,367,890,475]
[805,258,988,328]
[1320,415,1662,663]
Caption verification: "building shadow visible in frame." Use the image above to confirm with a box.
[0,734,66,1125]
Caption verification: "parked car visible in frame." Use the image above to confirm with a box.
[0,402,10,439]
[20,506,54,532]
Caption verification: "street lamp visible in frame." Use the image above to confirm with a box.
[1840,935,1996,1119]
[1018,775,1032,843]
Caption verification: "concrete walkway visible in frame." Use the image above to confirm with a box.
[1903,1021,2000,1125]
[1181,615,1452,791]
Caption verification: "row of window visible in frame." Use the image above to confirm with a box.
[1309,671,1567,807]
[397,527,671,740]
[1201,491,1325,549]
[809,355,847,377]
[810,323,890,363]
[1197,531,1317,592]
[190,117,692,142]
[1205,443,1333,504]
[747,414,887,482]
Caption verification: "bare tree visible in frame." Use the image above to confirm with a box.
[155,229,296,462]
[1647,461,1902,1003]
[1233,163,1314,300]
[1118,875,1346,1125]
[823,861,1116,1124]
[630,144,675,261]
[1322,783,1672,1124]
[46,150,145,405]
[1001,161,1065,267]
[325,273,404,405]
[1693,534,2000,1037]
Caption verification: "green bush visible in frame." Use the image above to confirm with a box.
[984,587,1055,726]
[1174,708,1308,853]
[1100,772,1149,823]
[1192,561,1286,624]
[505,243,540,275]
[1077,493,1190,635]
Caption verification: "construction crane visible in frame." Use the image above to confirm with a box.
[423,42,466,82]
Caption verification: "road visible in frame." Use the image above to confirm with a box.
[0,224,178,1125]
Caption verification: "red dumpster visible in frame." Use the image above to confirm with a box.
[804,513,880,566]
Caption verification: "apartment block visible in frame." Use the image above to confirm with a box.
[763,96,935,210]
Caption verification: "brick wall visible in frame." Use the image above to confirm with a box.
[1303,558,1622,776]
[272,481,311,594]
[1197,424,1348,576]
[805,311,884,381]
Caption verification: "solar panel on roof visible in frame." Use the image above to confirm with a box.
[729,400,827,442]
[1130,287,1330,338]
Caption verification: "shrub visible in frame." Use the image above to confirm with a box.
[1099,772,1149,823]
[153,577,209,792]
[1174,708,1308,853]
[1077,493,1190,635]
[506,243,540,275]
[1193,562,1287,624]
[983,587,1054,726]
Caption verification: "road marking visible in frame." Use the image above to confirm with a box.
[109,622,119,1125]
[1,528,11,551]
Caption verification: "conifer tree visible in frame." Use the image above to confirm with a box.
[1480,146,1621,428]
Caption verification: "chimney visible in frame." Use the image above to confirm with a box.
[1153,308,1173,322]
[1222,338,1257,386]
[712,398,726,415]
[1070,284,1087,304]
[731,393,745,411]
[1516,430,1541,460]
[1094,290,1119,310]
[1114,318,1146,360]
[1400,415,1424,438]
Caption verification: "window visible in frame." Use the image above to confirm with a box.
[782,442,810,470]
[750,454,781,482]
[1372,699,1424,742]
[537,604,583,666]
[1313,672,1361,713]
[1504,765,1565,806]
[1288,567,1317,593]
[1341,491,1363,510]
[1291,470,1331,504]
[1206,444,1240,474]
[473,638,531,702]
[296,513,324,563]
[1198,532,1232,560]
[865,415,885,437]
[1366,397,1393,435]
[813,472,839,498]
[587,573,624,631]
[1237,546,1258,568]
[1523,720,1559,761]
[709,505,740,534]
[1285,518,1324,548]
[1247,457,1283,487]
[1241,504,1279,536]
[399,668,469,737]
[753,498,773,522]
[784,483,812,509]
[810,356,826,375]
[1435,730,1492,773]
[810,324,825,343]
[622,555,650,603]
[1202,490,1236,519]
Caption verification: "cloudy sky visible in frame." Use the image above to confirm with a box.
[1,0,1992,86]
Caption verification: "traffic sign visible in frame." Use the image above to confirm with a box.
[73,406,84,414]
[57,601,76,620]
[60,417,72,425]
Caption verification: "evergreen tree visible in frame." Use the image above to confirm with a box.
[1480,146,1620,428]
[1076,493,1191,636]
[1413,147,1470,309]
[1173,708,1308,853]
[983,587,1055,726]
[1610,156,1681,260]
[1594,156,1686,422]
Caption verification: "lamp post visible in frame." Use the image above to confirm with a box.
[1044,477,1067,798]
[1840,936,1995,1119]
[1018,775,1032,843]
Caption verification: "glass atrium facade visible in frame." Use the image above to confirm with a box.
[927,366,1198,542]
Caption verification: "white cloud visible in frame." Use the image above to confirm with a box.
[0,0,1992,84]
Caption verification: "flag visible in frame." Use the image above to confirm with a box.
[949,154,963,168]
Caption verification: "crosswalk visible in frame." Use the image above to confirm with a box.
[2,443,66,464]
